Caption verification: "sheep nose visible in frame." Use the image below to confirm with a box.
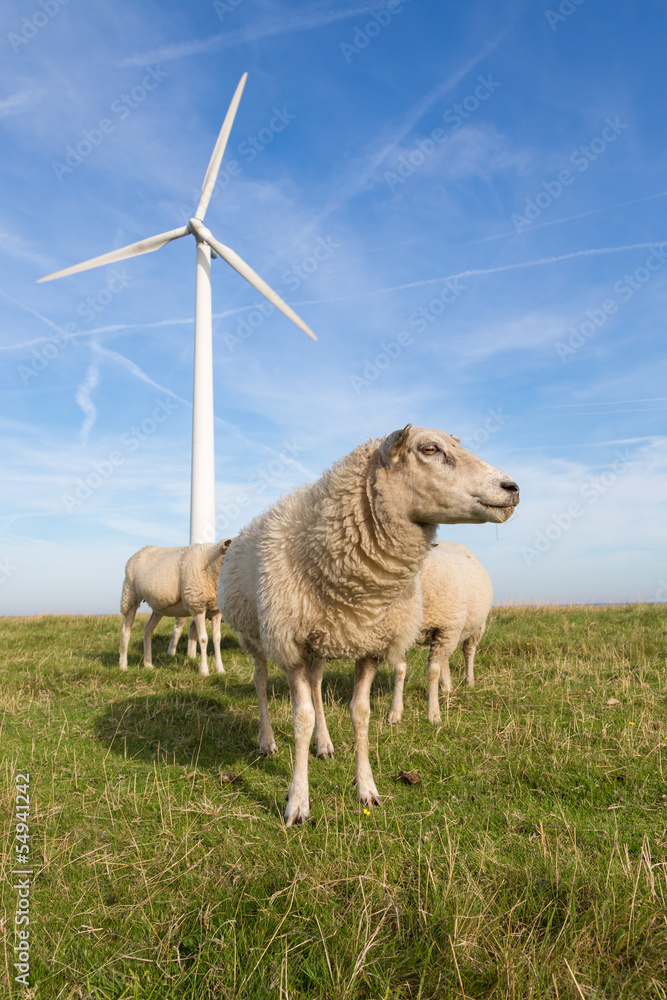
[500,480,519,497]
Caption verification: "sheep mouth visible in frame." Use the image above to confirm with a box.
[478,502,516,523]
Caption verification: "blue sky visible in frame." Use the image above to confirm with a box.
[1,0,666,614]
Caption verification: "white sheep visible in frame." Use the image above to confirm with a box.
[252,549,492,758]
[119,539,232,675]
[388,541,493,725]
[219,424,519,825]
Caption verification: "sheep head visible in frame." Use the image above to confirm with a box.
[378,424,519,525]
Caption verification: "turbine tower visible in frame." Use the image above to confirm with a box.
[38,74,316,543]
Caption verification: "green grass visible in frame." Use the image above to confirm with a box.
[1,605,666,999]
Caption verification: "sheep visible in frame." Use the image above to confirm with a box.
[388,541,493,726]
[218,424,519,825]
[119,539,232,675]
[248,548,493,754]
[258,544,491,755]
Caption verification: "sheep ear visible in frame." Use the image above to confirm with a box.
[219,538,233,552]
[451,435,461,444]
[380,424,412,466]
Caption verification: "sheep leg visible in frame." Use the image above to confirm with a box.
[211,612,224,674]
[143,611,162,669]
[430,629,460,721]
[350,656,381,807]
[119,603,139,670]
[192,612,209,676]
[284,663,315,826]
[439,658,453,693]
[388,656,407,724]
[167,617,187,656]
[310,657,334,758]
[186,620,197,659]
[428,645,448,723]
[463,627,484,687]
[429,629,460,721]
[253,653,277,755]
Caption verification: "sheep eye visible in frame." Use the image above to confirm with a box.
[421,444,439,455]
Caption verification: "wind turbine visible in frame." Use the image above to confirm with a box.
[38,73,316,544]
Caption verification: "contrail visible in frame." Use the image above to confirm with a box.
[543,398,667,408]
[118,3,399,66]
[74,239,666,320]
[75,358,100,444]
[460,190,667,248]
[0,294,255,353]
[512,436,661,450]
[94,344,189,405]
[94,344,310,467]
[293,29,510,241]
[293,241,667,303]
[0,287,69,344]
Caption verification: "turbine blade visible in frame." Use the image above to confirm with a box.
[195,73,248,223]
[201,229,317,341]
[37,225,191,282]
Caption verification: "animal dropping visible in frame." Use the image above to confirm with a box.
[219,771,242,784]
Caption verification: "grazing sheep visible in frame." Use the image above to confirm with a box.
[219,424,519,825]
[388,541,493,725]
[119,539,232,675]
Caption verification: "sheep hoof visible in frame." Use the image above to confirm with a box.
[387,710,402,724]
[358,786,381,807]
[284,797,310,826]
[144,663,154,670]
[317,743,335,759]
[214,665,226,675]
[440,682,453,693]
[260,739,278,756]
[198,668,210,677]
[428,711,442,724]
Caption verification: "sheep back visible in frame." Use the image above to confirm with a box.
[121,546,187,615]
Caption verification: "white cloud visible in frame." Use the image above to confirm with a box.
[0,91,34,118]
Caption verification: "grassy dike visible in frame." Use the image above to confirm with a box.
[0,605,666,998]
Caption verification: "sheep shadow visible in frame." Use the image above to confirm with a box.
[95,692,264,767]
[94,692,296,818]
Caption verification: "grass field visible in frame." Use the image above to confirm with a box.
[1,605,666,999]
